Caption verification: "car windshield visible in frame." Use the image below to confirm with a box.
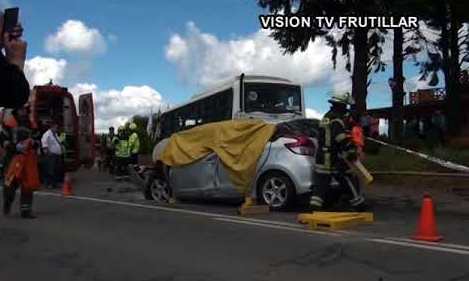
[244,83,302,114]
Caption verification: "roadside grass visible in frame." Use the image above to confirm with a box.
[363,142,469,189]
[429,147,469,167]
[363,143,467,173]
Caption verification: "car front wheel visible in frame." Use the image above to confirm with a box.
[143,172,172,203]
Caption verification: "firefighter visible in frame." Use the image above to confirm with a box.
[310,92,367,211]
[114,126,130,178]
[3,108,40,218]
[128,122,140,165]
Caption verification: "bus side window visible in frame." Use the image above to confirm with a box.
[183,105,197,129]
[221,89,233,120]
[194,101,204,125]
[167,112,177,136]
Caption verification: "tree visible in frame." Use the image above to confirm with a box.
[384,0,429,142]
[258,0,388,114]
[416,0,469,136]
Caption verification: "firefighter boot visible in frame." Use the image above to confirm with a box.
[3,188,14,215]
[310,196,324,211]
[350,196,370,212]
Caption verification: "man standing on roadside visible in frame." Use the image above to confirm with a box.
[128,123,140,166]
[105,126,117,173]
[114,126,130,178]
[41,122,63,189]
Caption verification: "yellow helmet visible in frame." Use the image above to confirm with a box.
[129,123,137,130]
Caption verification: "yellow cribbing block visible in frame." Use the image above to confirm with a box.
[298,213,316,224]
[308,215,364,230]
[312,212,374,223]
[238,205,270,216]
[297,212,374,230]
[238,197,270,216]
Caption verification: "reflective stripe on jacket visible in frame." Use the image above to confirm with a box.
[115,139,130,158]
[315,110,357,174]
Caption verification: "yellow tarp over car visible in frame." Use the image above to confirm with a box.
[158,120,276,194]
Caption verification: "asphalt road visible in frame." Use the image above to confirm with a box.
[1,170,469,281]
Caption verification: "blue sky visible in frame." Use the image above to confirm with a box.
[5,0,431,130]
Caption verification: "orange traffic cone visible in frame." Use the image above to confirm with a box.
[62,173,73,197]
[412,193,442,242]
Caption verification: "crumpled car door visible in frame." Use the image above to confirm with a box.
[169,153,217,198]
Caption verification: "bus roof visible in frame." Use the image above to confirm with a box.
[163,75,297,115]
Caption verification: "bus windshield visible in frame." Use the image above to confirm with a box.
[244,83,302,114]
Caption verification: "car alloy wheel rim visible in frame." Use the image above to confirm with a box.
[150,179,171,202]
[262,177,288,208]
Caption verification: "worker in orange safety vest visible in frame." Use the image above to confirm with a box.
[2,108,41,218]
[348,114,365,160]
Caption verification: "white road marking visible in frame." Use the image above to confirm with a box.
[213,217,341,236]
[367,238,469,256]
[232,217,305,229]
[36,192,320,230]
[386,238,469,251]
[37,191,243,219]
[37,191,469,256]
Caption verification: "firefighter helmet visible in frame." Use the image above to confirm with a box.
[328,92,355,105]
[129,123,137,130]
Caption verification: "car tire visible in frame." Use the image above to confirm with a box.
[143,171,172,203]
[258,171,296,211]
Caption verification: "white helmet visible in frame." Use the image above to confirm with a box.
[328,92,355,105]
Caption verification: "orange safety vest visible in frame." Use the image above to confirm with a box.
[4,139,41,192]
[351,125,365,148]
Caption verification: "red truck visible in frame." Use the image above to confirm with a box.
[28,84,96,171]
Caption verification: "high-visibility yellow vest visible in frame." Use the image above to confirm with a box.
[115,139,130,158]
[128,132,140,154]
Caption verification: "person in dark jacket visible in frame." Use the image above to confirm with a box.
[0,11,30,108]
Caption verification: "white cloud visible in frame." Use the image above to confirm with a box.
[70,84,164,132]
[45,20,107,56]
[24,56,67,86]
[165,22,349,89]
[305,108,323,119]
[24,55,164,133]
[0,0,12,9]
